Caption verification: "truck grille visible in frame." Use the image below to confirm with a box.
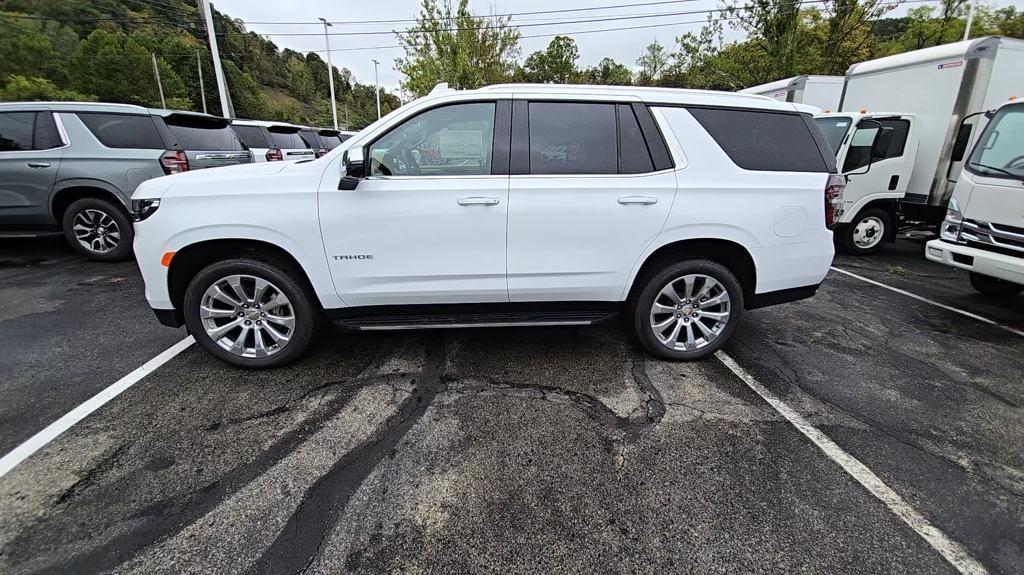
[960,219,1024,255]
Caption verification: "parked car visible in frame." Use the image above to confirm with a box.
[0,102,252,261]
[230,120,315,162]
[926,97,1024,297]
[298,127,356,157]
[132,84,838,368]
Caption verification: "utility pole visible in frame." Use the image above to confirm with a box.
[198,0,234,118]
[318,17,339,130]
[371,58,381,119]
[963,3,975,41]
[196,50,208,114]
[151,53,166,109]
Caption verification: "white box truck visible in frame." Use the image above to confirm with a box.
[926,97,1024,297]
[816,36,1024,255]
[739,75,845,111]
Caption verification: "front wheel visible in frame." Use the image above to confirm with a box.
[969,272,1023,299]
[841,208,892,256]
[633,259,744,361]
[183,258,320,368]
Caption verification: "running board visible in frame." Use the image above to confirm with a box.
[334,310,618,331]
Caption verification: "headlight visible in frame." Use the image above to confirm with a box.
[939,198,963,242]
[131,198,161,222]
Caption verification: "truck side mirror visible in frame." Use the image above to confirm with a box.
[872,127,894,159]
[339,148,365,191]
[845,119,883,177]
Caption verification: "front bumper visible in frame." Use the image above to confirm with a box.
[925,239,1024,285]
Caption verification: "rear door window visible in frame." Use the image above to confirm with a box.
[78,113,165,149]
[0,112,39,151]
[688,107,831,172]
[267,128,307,149]
[529,102,617,175]
[232,125,270,149]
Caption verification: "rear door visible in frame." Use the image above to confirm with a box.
[506,99,677,301]
[267,126,315,162]
[0,110,65,228]
[160,114,252,169]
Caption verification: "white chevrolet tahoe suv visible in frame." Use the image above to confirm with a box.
[132,84,839,368]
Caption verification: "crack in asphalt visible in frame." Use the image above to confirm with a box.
[54,442,134,506]
[245,335,449,575]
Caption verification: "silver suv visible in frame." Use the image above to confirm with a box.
[0,102,253,261]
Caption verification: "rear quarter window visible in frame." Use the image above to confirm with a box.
[688,107,832,172]
[78,113,165,149]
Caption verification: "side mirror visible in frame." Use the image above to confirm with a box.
[872,127,894,159]
[845,119,883,177]
[339,148,364,190]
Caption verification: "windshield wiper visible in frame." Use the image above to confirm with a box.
[968,162,1024,182]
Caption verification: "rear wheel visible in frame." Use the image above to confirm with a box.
[633,259,744,361]
[62,197,134,261]
[183,258,319,368]
[969,272,1023,299]
[841,208,891,256]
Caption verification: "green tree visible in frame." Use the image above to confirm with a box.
[69,29,186,107]
[396,0,521,96]
[522,36,580,83]
[581,58,633,85]
[0,75,95,101]
[636,40,669,85]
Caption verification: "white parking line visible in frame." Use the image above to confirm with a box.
[0,335,195,479]
[830,266,1024,338]
[715,350,988,575]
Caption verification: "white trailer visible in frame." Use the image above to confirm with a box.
[838,37,1024,223]
[739,75,845,111]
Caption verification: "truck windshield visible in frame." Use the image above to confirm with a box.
[813,116,853,155]
[967,103,1024,181]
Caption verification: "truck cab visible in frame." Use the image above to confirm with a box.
[926,99,1024,298]
[815,112,919,254]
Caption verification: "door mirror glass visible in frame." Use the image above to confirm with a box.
[339,148,365,190]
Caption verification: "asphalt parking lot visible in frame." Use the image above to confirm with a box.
[1,236,1022,574]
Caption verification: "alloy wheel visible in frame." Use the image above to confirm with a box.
[649,273,731,351]
[199,274,296,358]
[72,209,120,254]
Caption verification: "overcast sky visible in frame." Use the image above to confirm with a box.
[213,0,1024,95]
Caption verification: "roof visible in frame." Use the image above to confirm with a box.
[739,75,844,95]
[0,101,150,114]
[847,36,1024,76]
[470,83,801,112]
[232,118,304,129]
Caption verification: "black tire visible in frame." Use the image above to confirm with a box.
[633,259,744,361]
[183,257,320,368]
[62,197,134,262]
[841,208,892,256]
[969,272,1023,299]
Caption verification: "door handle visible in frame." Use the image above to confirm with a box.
[618,196,658,205]
[457,197,500,206]
[27,162,51,169]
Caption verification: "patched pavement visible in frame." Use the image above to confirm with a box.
[1,237,1021,574]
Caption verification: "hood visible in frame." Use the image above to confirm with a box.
[132,160,291,200]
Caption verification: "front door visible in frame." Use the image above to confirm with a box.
[318,100,510,307]
[506,100,676,302]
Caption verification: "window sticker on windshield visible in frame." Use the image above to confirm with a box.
[835,121,849,127]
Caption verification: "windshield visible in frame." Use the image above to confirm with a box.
[967,103,1024,180]
[814,116,854,156]
[268,128,308,150]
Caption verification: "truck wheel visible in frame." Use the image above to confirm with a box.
[633,259,744,361]
[183,257,320,368]
[969,273,1023,299]
[62,197,134,262]
[842,208,891,256]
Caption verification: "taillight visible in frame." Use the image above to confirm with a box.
[266,148,283,162]
[824,174,845,229]
[317,148,328,157]
[160,150,189,175]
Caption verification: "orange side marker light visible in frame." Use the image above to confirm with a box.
[161,251,175,267]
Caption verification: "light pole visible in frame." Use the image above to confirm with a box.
[371,58,381,119]
[198,0,233,118]
[318,17,338,130]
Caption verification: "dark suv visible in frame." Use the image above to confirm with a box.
[0,102,252,261]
